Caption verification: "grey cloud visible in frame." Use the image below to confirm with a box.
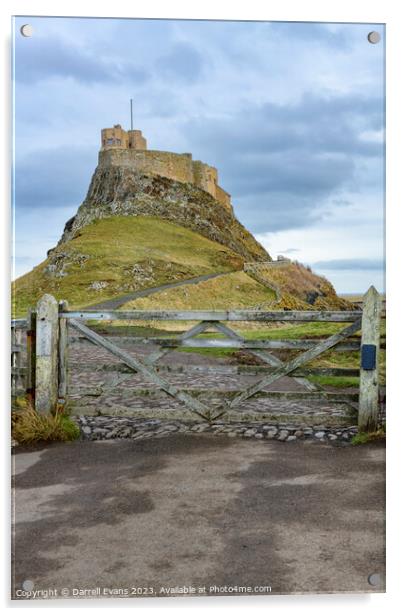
[14,146,97,210]
[234,191,324,233]
[187,95,383,159]
[312,258,384,270]
[269,22,352,48]
[183,93,383,232]
[155,42,206,83]
[226,152,355,196]
[15,37,149,85]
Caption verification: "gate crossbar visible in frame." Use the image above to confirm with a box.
[210,317,362,419]
[69,318,212,421]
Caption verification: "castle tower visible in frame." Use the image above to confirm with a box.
[127,129,147,150]
[101,125,147,150]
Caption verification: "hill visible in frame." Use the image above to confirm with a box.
[121,271,277,312]
[12,216,243,316]
[57,168,270,263]
[120,264,349,313]
[13,150,351,316]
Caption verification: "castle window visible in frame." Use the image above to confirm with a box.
[106,138,114,145]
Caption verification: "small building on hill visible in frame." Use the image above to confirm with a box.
[100,124,233,213]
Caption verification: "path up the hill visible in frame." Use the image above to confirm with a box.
[86,271,233,310]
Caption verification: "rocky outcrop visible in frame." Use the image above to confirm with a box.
[56,166,270,263]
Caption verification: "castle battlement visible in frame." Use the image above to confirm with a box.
[100,125,233,213]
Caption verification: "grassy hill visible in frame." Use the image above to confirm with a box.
[121,263,350,313]
[12,216,243,317]
[121,271,277,312]
[252,263,351,310]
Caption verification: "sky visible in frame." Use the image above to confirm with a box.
[12,17,385,293]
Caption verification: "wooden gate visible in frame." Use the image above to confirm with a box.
[13,286,384,432]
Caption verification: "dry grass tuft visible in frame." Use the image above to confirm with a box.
[12,404,80,444]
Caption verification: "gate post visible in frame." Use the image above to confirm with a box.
[359,286,382,432]
[35,294,59,414]
[58,300,69,405]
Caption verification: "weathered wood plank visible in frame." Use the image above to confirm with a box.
[359,287,382,431]
[11,367,27,376]
[241,339,321,392]
[225,318,362,411]
[88,336,362,351]
[11,319,27,328]
[12,388,26,397]
[11,326,24,397]
[58,300,69,401]
[61,309,362,322]
[84,363,360,377]
[212,321,244,341]
[35,294,59,414]
[69,318,212,420]
[179,321,213,341]
[70,386,359,402]
[143,348,172,366]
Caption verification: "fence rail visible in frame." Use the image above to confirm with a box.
[11,287,385,430]
[60,309,366,322]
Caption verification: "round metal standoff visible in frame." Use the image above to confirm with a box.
[367,31,380,44]
[20,24,33,37]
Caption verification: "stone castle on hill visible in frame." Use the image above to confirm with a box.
[100,124,233,213]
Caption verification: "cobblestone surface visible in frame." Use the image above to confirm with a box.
[74,415,360,443]
[67,337,358,421]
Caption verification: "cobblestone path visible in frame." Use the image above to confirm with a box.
[67,335,358,426]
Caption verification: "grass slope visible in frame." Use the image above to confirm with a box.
[12,216,243,316]
[121,271,277,311]
[254,263,351,310]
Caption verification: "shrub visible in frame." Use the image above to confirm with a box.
[12,404,80,444]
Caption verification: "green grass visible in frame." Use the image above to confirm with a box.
[308,375,359,388]
[89,323,177,337]
[122,270,277,312]
[12,216,243,317]
[351,427,386,445]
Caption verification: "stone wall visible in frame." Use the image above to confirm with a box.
[98,149,233,212]
[99,149,194,185]
[215,185,232,213]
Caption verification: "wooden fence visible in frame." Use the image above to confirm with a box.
[11,286,385,431]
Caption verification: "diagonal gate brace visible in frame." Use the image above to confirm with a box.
[69,318,212,421]
[211,317,362,420]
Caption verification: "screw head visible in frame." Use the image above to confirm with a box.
[20,24,33,37]
[367,31,381,44]
[368,573,382,586]
[22,580,34,591]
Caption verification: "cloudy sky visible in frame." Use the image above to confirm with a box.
[13,17,385,292]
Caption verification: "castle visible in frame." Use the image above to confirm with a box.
[100,125,233,213]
